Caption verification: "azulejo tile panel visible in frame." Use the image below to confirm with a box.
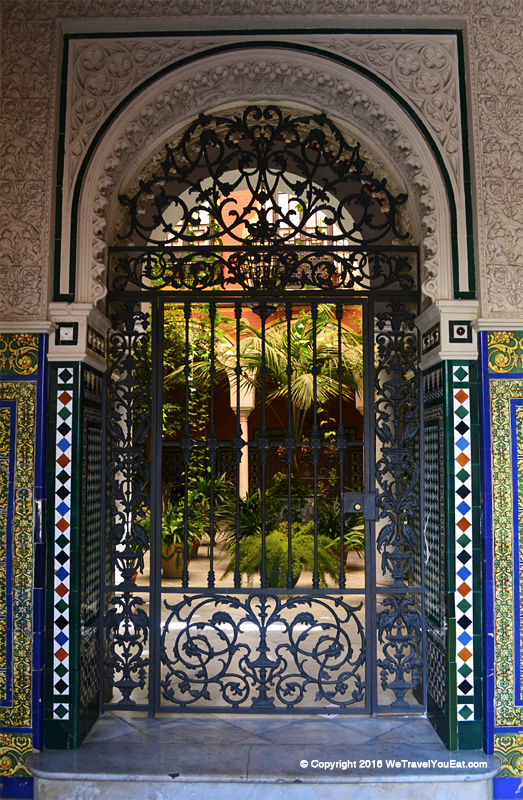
[0,335,38,377]
[488,332,523,374]
[0,379,37,777]
[0,403,15,706]
[489,376,523,727]
[494,732,523,778]
[52,367,75,721]
[451,365,475,722]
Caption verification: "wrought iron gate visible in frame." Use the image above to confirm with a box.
[100,107,425,715]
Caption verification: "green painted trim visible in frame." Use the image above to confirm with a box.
[53,37,73,302]
[467,360,484,729]
[444,361,457,595]
[456,32,476,297]
[56,32,467,301]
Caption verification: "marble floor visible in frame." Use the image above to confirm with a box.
[31,710,499,783]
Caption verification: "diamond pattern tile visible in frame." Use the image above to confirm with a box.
[452,365,475,720]
[52,367,74,720]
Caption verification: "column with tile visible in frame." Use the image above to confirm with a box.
[445,361,482,747]
[45,306,108,749]
[419,303,483,751]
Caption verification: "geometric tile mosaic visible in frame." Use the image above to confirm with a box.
[81,414,102,627]
[452,364,475,721]
[427,634,447,711]
[52,367,74,720]
[79,626,99,714]
[423,405,445,632]
[424,364,444,403]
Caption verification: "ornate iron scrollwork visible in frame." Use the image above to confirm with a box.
[102,105,424,716]
[374,303,423,705]
[161,593,365,710]
[111,248,415,293]
[119,106,408,248]
[110,106,414,293]
[375,303,420,585]
[104,303,151,705]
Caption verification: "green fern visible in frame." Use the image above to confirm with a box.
[221,521,339,588]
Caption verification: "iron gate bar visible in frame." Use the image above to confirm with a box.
[285,301,294,591]
[311,302,319,589]
[233,300,243,589]
[362,297,377,715]
[109,245,422,253]
[336,301,346,589]
[182,301,191,589]
[107,291,420,307]
[149,296,163,716]
[98,369,108,718]
[208,301,217,589]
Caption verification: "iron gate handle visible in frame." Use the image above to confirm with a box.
[343,492,377,521]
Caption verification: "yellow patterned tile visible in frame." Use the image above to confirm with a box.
[491,379,523,726]
[0,381,36,735]
[0,733,32,777]
[0,336,38,377]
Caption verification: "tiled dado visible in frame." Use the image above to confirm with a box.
[451,364,476,722]
[52,367,75,721]
[483,332,523,794]
[0,332,43,782]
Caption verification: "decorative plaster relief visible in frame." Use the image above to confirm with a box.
[0,12,57,319]
[66,34,463,190]
[470,12,523,317]
[75,50,449,306]
[1,0,523,318]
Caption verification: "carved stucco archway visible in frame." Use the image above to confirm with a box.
[68,45,456,306]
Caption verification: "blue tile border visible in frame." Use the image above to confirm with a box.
[494,776,523,799]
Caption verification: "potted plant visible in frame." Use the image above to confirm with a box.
[137,500,204,578]
[221,520,339,588]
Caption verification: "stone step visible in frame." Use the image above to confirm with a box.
[29,712,500,800]
[32,776,495,800]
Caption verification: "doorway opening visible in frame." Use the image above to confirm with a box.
[101,106,423,716]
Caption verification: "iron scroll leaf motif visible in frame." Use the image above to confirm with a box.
[374,303,423,707]
[160,593,365,710]
[112,106,413,293]
[104,303,151,705]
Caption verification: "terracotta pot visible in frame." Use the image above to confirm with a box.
[162,543,187,578]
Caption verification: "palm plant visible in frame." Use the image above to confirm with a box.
[234,304,362,445]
